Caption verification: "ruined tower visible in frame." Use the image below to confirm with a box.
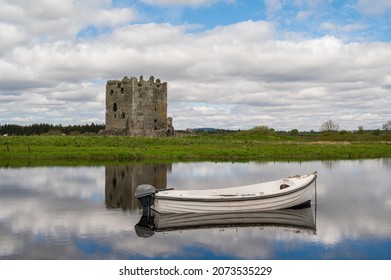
[103,75,174,136]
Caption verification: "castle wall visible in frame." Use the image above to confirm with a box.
[104,75,174,136]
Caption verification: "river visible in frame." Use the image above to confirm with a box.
[0,159,390,259]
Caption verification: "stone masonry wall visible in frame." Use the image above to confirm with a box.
[103,75,174,136]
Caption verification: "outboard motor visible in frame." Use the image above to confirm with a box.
[135,215,155,238]
[135,184,156,208]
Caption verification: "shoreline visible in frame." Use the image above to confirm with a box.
[1,135,390,167]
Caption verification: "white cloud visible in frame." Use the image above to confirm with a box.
[265,0,283,16]
[0,0,137,40]
[0,0,391,130]
[94,8,136,27]
[0,24,27,55]
[296,10,313,20]
[320,22,368,32]
[356,0,391,15]
[140,0,234,7]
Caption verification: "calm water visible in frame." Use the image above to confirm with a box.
[0,159,390,260]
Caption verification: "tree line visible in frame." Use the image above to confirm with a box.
[1,120,390,137]
[0,123,105,136]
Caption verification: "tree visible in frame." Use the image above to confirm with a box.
[250,125,275,135]
[382,120,391,131]
[290,129,299,136]
[320,120,339,132]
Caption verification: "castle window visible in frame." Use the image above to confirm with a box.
[138,83,142,87]
[154,119,157,123]
[122,112,126,119]
[121,88,124,94]
[113,103,118,112]
[110,89,114,96]
[155,126,157,130]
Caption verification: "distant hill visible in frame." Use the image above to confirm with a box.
[193,128,219,132]
[192,128,237,134]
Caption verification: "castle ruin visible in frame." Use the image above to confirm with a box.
[102,75,174,136]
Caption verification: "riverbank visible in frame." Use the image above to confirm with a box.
[1,134,391,166]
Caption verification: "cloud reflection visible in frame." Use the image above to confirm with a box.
[0,159,390,259]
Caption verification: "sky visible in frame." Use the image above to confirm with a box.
[1,0,391,131]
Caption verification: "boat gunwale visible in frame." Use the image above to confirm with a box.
[155,174,317,202]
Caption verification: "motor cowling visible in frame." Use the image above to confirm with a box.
[135,184,156,198]
[135,184,156,208]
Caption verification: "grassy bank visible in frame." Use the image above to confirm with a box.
[1,133,391,166]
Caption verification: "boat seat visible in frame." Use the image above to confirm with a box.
[280,183,290,190]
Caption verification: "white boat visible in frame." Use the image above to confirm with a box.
[135,171,317,214]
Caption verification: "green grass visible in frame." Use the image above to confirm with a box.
[1,134,391,167]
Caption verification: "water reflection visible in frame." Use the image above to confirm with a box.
[135,206,317,238]
[0,159,391,259]
[105,164,171,210]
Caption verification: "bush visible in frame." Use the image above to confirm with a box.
[290,129,299,136]
[249,125,275,135]
[372,129,381,136]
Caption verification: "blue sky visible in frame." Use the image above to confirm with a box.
[112,0,391,41]
[1,0,391,130]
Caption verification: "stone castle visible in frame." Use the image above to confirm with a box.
[102,75,174,136]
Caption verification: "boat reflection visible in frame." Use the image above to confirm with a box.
[135,205,317,238]
[103,164,317,238]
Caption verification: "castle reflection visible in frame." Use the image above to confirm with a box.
[105,164,171,210]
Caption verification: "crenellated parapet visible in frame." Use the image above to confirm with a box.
[107,75,166,88]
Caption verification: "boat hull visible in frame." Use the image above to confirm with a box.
[151,173,317,214]
[152,183,314,213]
